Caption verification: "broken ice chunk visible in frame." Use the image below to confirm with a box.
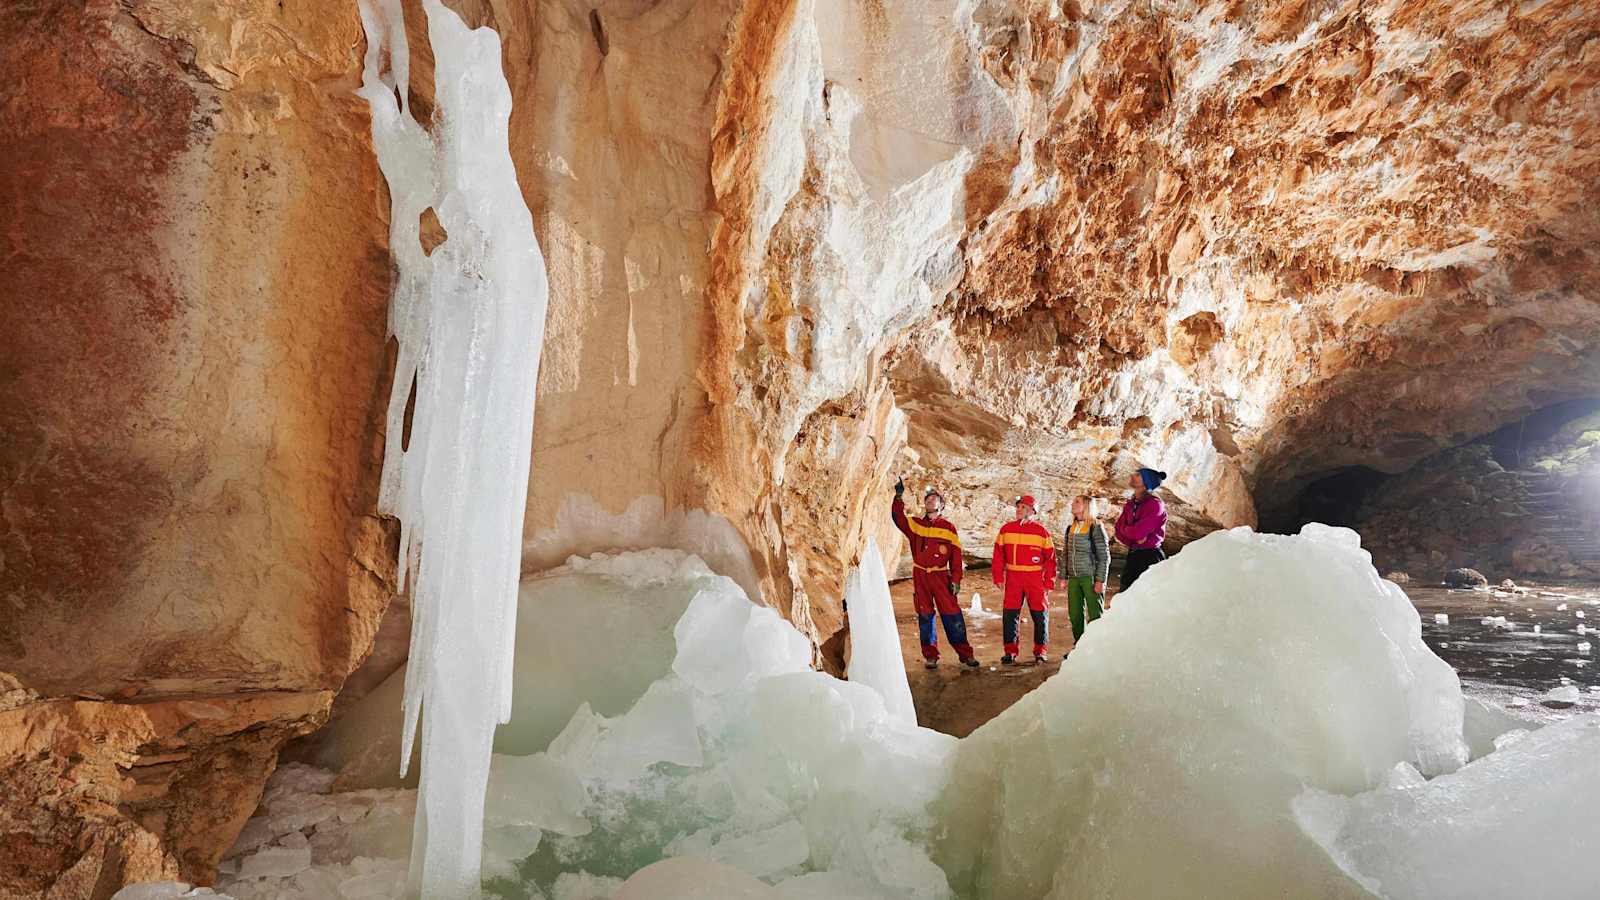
[1557,603,1569,611]
[1541,685,1580,708]
[1533,625,1542,635]
[675,819,810,880]
[1580,642,1593,654]
[1490,729,1529,751]
[1433,613,1449,624]
[1577,611,1587,619]
[236,844,312,879]
[109,885,223,900]
[550,872,626,900]
[615,858,780,900]
[1383,762,1426,789]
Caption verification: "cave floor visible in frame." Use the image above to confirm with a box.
[891,577,1079,737]
[895,577,1600,736]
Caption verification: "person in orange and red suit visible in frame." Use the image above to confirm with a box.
[993,494,1056,665]
[891,477,979,670]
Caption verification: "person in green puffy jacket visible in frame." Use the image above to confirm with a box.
[1060,494,1110,645]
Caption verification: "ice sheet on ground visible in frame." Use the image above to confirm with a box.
[358,0,549,893]
[845,539,917,726]
[934,524,1465,899]
[1294,715,1600,900]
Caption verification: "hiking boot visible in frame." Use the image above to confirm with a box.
[924,659,939,670]
[1035,654,1048,664]
[1000,655,1016,666]
[961,656,980,669]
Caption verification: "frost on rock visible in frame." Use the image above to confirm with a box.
[845,539,917,726]
[357,0,549,895]
[933,524,1468,899]
[1294,715,1600,900]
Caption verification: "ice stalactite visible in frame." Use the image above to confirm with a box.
[845,540,917,726]
[357,0,548,896]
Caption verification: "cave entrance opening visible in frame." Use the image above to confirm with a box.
[1278,397,1600,585]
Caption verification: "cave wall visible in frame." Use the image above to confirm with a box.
[1,1,394,890]
[4,0,1600,893]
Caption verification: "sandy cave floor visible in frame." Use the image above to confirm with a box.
[893,574,1600,736]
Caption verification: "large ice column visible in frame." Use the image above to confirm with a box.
[845,539,917,726]
[357,0,548,895]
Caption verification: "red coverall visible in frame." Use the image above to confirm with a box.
[993,519,1056,657]
[891,498,974,662]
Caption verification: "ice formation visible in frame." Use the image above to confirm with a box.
[933,524,1468,899]
[196,527,1600,900]
[1543,685,1581,707]
[845,539,917,726]
[357,0,549,894]
[112,886,230,900]
[1294,715,1600,900]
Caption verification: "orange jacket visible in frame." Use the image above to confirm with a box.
[892,498,964,581]
[993,519,1055,588]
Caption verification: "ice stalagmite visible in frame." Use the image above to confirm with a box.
[845,539,917,726]
[357,1,548,896]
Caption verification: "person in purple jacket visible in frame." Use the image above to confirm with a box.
[1114,468,1169,593]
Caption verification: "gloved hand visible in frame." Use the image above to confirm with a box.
[894,477,905,498]
[950,580,960,595]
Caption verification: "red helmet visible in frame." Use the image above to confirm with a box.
[1015,494,1036,511]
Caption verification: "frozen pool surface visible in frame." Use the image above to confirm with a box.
[1411,583,1600,721]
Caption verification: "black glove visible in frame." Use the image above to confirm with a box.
[894,477,905,498]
